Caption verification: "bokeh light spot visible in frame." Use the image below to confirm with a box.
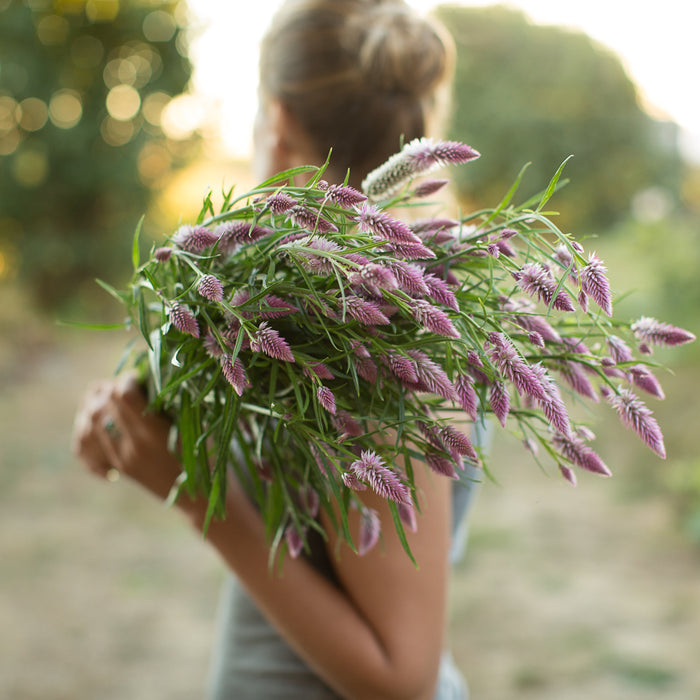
[36,14,70,45]
[12,149,49,188]
[19,98,49,132]
[142,10,176,42]
[70,34,105,69]
[100,115,135,146]
[106,84,141,121]
[137,142,172,184]
[0,96,20,133]
[161,94,202,140]
[0,129,21,156]
[142,91,170,126]
[85,0,120,23]
[49,89,83,129]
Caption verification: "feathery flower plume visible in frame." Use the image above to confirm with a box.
[355,202,422,244]
[411,298,460,338]
[410,218,459,245]
[169,303,199,338]
[266,191,297,214]
[388,351,419,385]
[347,263,398,294]
[486,332,547,401]
[289,235,343,276]
[384,260,430,295]
[423,273,459,311]
[362,137,480,200]
[552,432,612,476]
[425,451,459,478]
[577,289,588,313]
[333,411,363,442]
[172,224,219,253]
[397,501,417,532]
[607,335,634,364]
[154,246,172,262]
[197,274,224,302]
[342,472,367,491]
[528,331,545,348]
[490,380,510,427]
[530,363,571,435]
[304,362,334,380]
[350,450,411,504]
[407,349,458,401]
[220,354,251,396]
[258,295,298,319]
[414,179,449,198]
[316,385,337,414]
[606,388,666,458]
[384,239,436,260]
[514,262,576,312]
[491,238,518,258]
[358,508,381,556]
[203,331,224,358]
[558,464,578,486]
[631,317,696,347]
[440,425,478,462]
[214,221,273,253]
[628,365,665,399]
[487,243,499,258]
[580,253,612,316]
[555,360,599,402]
[285,525,305,559]
[503,297,562,343]
[455,374,479,421]
[250,322,295,362]
[290,204,338,233]
[355,356,378,383]
[344,295,391,326]
[325,184,367,208]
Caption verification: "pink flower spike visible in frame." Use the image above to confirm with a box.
[290,204,338,233]
[285,526,305,559]
[259,295,298,319]
[342,471,367,491]
[455,374,478,421]
[558,464,578,487]
[397,501,417,533]
[355,202,422,244]
[316,386,337,414]
[514,262,575,312]
[358,508,381,556]
[490,381,510,427]
[426,452,459,479]
[580,252,612,316]
[629,365,665,399]
[388,352,419,385]
[220,354,251,396]
[215,221,274,252]
[350,450,411,504]
[344,295,391,326]
[385,260,430,296]
[250,322,295,362]
[631,317,696,347]
[552,432,612,477]
[197,274,224,302]
[486,332,547,401]
[414,179,450,197]
[266,191,297,214]
[154,246,172,262]
[412,299,460,338]
[325,184,367,208]
[333,411,363,440]
[423,273,459,311]
[606,387,666,458]
[172,224,219,253]
[607,335,634,364]
[355,356,378,383]
[440,425,478,463]
[407,350,457,401]
[169,303,199,338]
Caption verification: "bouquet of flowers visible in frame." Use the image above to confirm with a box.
[104,138,694,563]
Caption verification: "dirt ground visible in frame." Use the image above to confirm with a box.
[2,313,699,700]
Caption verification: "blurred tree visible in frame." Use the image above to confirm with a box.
[434,5,683,232]
[0,0,198,311]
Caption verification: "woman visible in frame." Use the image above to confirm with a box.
[73,2,479,698]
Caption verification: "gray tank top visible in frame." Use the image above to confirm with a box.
[206,459,481,700]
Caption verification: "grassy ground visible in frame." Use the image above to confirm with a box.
[2,304,699,699]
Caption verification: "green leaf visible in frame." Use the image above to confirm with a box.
[55,319,127,331]
[537,155,574,212]
[132,215,145,271]
[389,500,416,567]
[95,278,128,305]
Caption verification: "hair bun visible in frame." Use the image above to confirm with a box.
[351,3,451,98]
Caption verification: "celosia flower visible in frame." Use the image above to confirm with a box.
[203,331,224,358]
[266,191,297,214]
[630,317,696,347]
[423,273,458,311]
[169,303,199,338]
[324,184,367,208]
[558,464,577,486]
[342,472,367,491]
[607,335,634,364]
[555,360,598,402]
[355,202,422,244]
[358,508,381,556]
[503,297,562,343]
[388,351,419,385]
[384,260,430,296]
[304,362,334,380]
[347,263,398,294]
[411,298,460,338]
[455,374,479,421]
[425,451,459,478]
[172,224,220,252]
[410,218,459,245]
[361,137,480,200]
[414,179,449,197]
[154,246,172,262]
[220,354,251,396]
[552,432,612,476]
[215,221,274,252]
[397,501,417,533]
[343,295,391,326]
[250,322,295,362]
[514,262,575,312]
[384,239,436,260]
[490,380,510,427]
[628,365,665,399]
[316,385,337,414]
[530,363,571,436]
[290,204,338,233]
[258,295,298,319]
[605,387,666,458]
[350,450,411,504]
[580,253,612,316]
[333,411,363,442]
[440,425,478,462]
[355,356,378,383]
[197,274,224,302]
[407,349,458,401]
[528,331,545,348]
[285,525,305,559]
[486,332,547,401]
[290,236,343,276]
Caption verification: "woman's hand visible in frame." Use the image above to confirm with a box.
[71,373,183,501]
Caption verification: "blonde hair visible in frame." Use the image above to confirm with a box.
[259,0,455,183]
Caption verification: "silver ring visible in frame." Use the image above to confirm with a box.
[103,416,121,440]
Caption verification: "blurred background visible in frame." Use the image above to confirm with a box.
[1,0,698,698]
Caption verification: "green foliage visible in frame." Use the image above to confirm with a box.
[0,0,197,310]
[435,5,683,232]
